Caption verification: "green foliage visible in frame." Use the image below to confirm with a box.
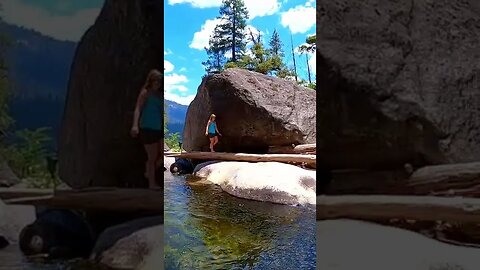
[2,128,51,178]
[165,132,181,152]
[268,29,283,57]
[204,0,249,73]
[298,34,316,54]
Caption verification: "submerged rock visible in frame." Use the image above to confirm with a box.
[317,220,480,270]
[194,161,316,205]
[183,68,316,153]
[317,0,480,170]
[59,0,163,188]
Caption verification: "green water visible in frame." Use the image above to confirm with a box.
[164,172,316,270]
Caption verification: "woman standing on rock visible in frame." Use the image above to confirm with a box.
[131,69,163,189]
[205,114,221,152]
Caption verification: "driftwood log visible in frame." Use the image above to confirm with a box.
[267,143,316,154]
[165,151,316,166]
[316,195,480,223]
[0,187,163,213]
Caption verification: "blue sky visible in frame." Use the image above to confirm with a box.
[164,0,316,105]
[0,0,316,106]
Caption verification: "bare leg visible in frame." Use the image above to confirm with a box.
[144,143,160,189]
[213,136,219,151]
[209,137,215,152]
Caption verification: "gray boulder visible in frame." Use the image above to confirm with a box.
[317,0,480,170]
[58,0,162,188]
[183,68,316,153]
[0,158,20,187]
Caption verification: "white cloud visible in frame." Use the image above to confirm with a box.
[164,60,175,73]
[164,73,195,105]
[280,5,315,34]
[167,0,221,8]
[190,18,222,50]
[305,0,315,7]
[169,0,280,19]
[243,0,280,19]
[164,49,173,55]
[179,67,187,72]
[0,0,101,41]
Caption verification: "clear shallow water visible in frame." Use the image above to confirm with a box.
[164,172,316,270]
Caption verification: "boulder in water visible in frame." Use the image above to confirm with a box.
[19,209,94,258]
[317,219,480,270]
[170,158,194,175]
[58,0,163,188]
[194,161,316,205]
[317,0,480,170]
[183,68,316,153]
[0,199,35,243]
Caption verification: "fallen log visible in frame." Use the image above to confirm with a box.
[316,195,480,223]
[2,188,164,213]
[267,143,316,154]
[0,188,53,200]
[165,151,316,166]
[408,162,480,196]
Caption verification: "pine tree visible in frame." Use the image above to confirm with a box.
[202,36,227,74]
[269,29,283,56]
[211,0,249,62]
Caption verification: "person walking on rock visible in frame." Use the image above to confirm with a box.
[205,114,221,152]
[131,69,163,189]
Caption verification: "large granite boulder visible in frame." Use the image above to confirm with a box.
[59,0,162,188]
[317,0,480,170]
[183,68,316,153]
[193,161,316,205]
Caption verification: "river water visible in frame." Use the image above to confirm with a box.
[164,172,316,270]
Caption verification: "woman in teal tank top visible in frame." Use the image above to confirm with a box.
[205,114,222,152]
[131,69,163,189]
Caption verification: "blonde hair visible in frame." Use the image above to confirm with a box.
[209,114,216,120]
[143,69,163,91]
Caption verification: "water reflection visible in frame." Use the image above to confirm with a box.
[164,172,315,270]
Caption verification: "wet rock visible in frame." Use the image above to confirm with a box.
[169,158,194,175]
[59,0,163,188]
[317,0,480,170]
[19,209,94,258]
[194,161,316,205]
[183,68,316,153]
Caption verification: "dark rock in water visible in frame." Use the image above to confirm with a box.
[19,209,94,258]
[90,215,163,260]
[0,159,20,187]
[58,0,162,188]
[170,158,194,174]
[0,235,8,249]
[183,68,316,153]
[317,0,480,170]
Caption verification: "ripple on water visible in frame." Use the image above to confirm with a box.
[164,172,316,270]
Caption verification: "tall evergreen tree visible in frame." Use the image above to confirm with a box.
[269,29,283,56]
[202,35,227,73]
[211,0,249,62]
